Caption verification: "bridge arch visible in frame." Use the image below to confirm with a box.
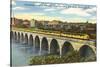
[10,31,13,40]
[29,34,34,46]
[20,33,24,43]
[62,41,74,55]
[24,33,28,45]
[17,32,20,42]
[50,39,60,55]
[41,37,48,54]
[79,45,95,57]
[14,32,17,41]
[35,35,40,52]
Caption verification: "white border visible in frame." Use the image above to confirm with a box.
[0,0,100,67]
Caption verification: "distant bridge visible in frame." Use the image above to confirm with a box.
[10,30,96,57]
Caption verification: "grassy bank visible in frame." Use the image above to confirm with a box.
[29,51,96,65]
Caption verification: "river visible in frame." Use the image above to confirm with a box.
[11,41,40,66]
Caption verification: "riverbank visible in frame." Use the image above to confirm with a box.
[29,51,96,65]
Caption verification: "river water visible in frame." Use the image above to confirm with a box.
[11,41,39,66]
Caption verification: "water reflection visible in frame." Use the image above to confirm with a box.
[11,41,40,66]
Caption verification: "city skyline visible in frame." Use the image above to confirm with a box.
[12,0,96,23]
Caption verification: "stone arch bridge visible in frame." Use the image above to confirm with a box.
[10,30,96,57]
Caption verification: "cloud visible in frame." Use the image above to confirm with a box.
[44,8,56,11]
[12,7,28,10]
[86,7,96,12]
[60,8,90,17]
[34,2,41,5]
[86,7,96,20]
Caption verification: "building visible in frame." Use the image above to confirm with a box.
[23,20,30,28]
[11,17,23,27]
[30,19,37,28]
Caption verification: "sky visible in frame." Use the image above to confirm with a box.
[11,0,97,23]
